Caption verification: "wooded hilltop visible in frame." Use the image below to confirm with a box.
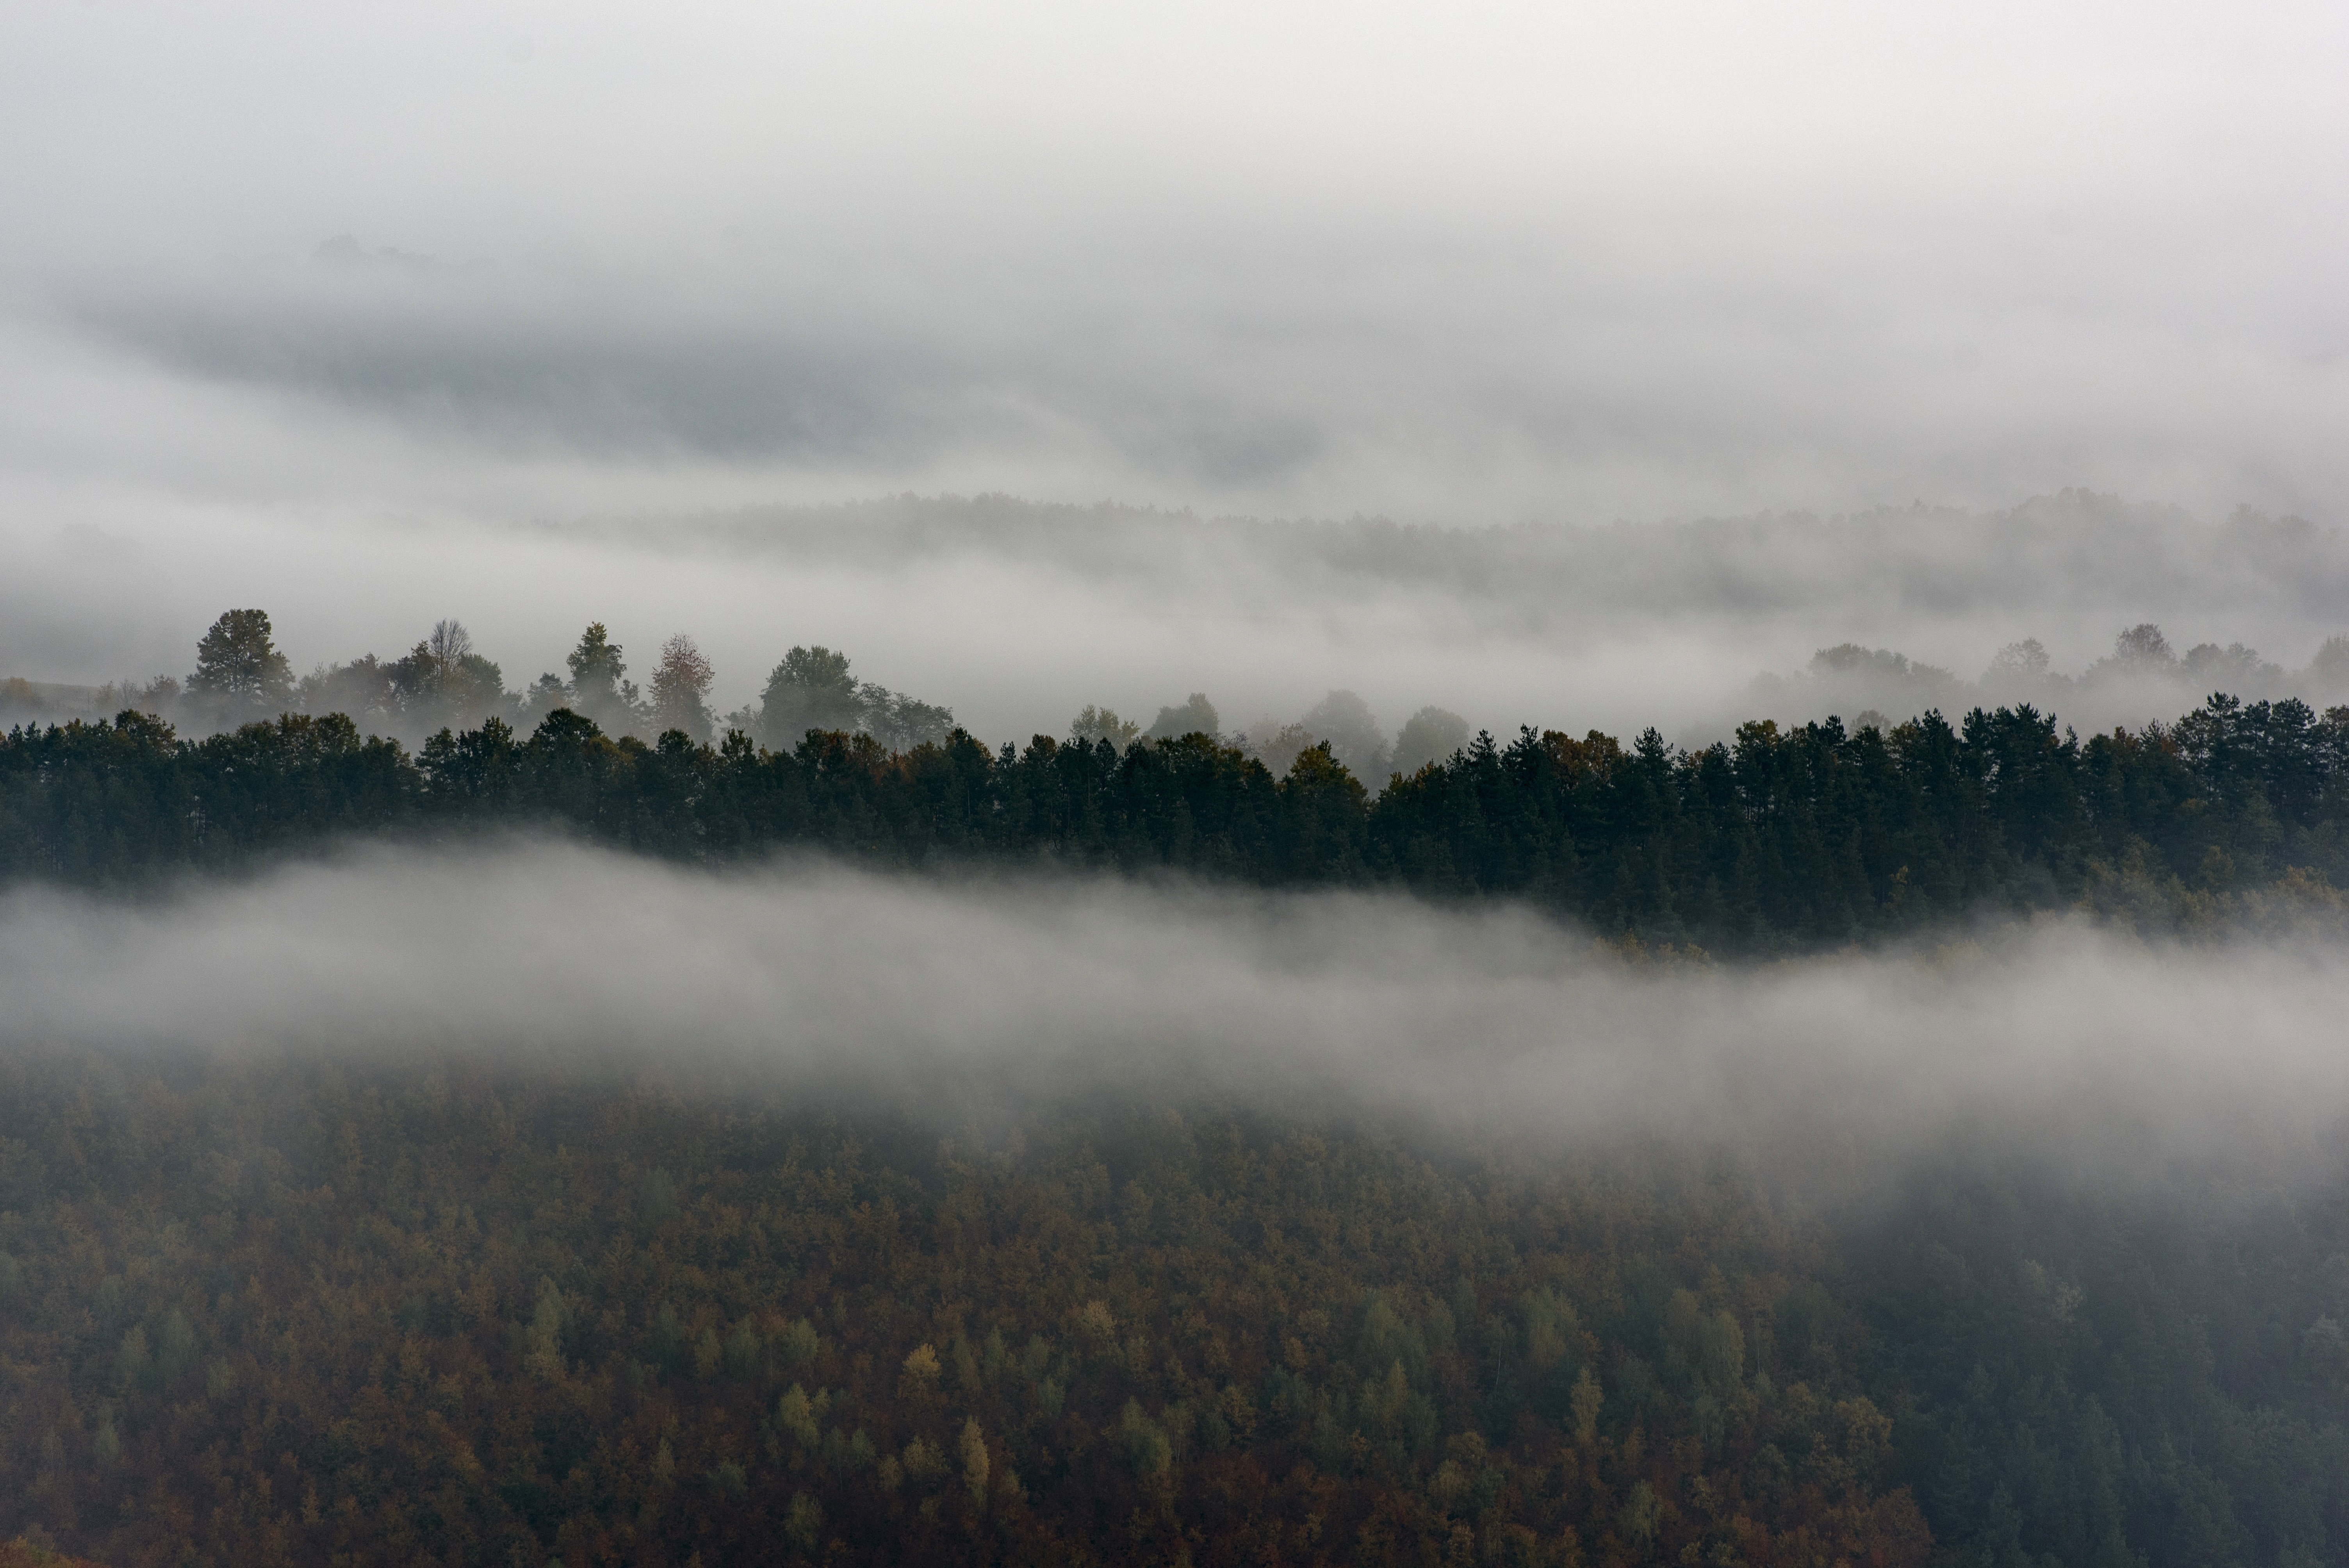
[7,653,2347,953]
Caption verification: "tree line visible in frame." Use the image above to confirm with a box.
[1730,622,2349,743]
[9,625,2349,953]
[2,611,959,755]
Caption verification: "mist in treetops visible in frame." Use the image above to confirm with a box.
[12,494,2349,764]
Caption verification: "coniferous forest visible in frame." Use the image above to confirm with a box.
[7,610,2349,953]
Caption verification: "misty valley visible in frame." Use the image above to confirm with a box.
[3,949,2349,1568]
[9,0,2349,1561]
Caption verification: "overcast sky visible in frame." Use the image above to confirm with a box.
[4,1,2345,726]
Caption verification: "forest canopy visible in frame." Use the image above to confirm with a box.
[5,612,2349,952]
[3,1032,2345,1567]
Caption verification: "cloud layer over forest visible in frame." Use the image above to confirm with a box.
[9,845,2345,1198]
[8,492,2349,752]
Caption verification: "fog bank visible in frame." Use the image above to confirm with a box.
[8,493,2349,750]
[8,844,2344,1195]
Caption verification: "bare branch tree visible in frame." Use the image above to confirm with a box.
[650,633,717,743]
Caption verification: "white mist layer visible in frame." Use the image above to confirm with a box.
[8,493,2349,750]
[7,845,2344,1187]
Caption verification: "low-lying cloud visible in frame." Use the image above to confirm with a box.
[9,843,2345,1201]
[7,490,2346,752]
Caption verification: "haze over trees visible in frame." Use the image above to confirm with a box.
[0,613,976,758]
[745,645,865,749]
[1726,621,2349,743]
[15,569,2349,773]
[1393,707,1473,777]
[1148,693,1222,743]
[4,1012,2347,1566]
[9,608,2349,952]
[1068,705,1144,752]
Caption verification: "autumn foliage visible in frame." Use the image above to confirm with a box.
[0,1055,1931,1567]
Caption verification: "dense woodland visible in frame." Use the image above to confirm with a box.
[2,1055,2345,1567]
[6,659,2348,952]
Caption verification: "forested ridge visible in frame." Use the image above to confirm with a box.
[3,1056,2346,1567]
[7,688,2349,951]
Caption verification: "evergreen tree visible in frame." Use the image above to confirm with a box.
[188,609,292,712]
[563,622,645,735]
